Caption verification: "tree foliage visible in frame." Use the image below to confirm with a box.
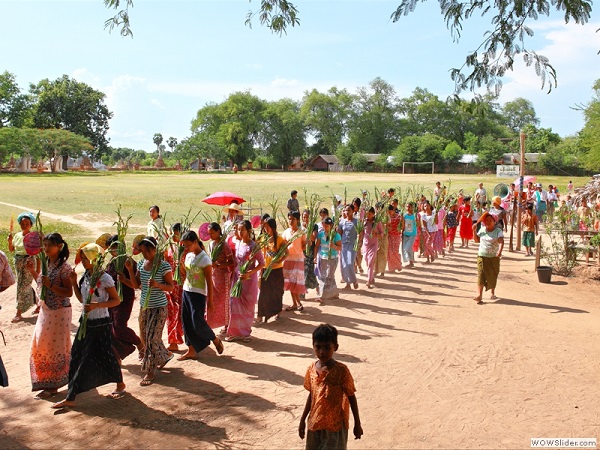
[260,99,306,170]
[30,75,112,158]
[103,0,594,92]
[502,98,540,133]
[0,71,32,128]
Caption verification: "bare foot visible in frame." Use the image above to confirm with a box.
[35,390,57,399]
[167,343,179,351]
[213,338,224,355]
[177,350,197,361]
[140,376,155,386]
[51,399,76,409]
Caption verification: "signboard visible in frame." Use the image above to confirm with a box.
[496,164,519,177]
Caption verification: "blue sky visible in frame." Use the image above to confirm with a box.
[2,0,599,151]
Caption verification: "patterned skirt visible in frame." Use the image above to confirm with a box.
[283,257,306,294]
[139,306,171,375]
[30,304,71,391]
[207,268,231,329]
[66,317,122,401]
[15,255,36,313]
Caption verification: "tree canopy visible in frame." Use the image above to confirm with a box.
[103,0,593,93]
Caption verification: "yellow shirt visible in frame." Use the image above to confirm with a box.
[12,232,27,255]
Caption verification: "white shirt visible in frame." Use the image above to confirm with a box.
[80,272,114,320]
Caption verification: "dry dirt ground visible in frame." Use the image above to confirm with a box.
[0,224,599,449]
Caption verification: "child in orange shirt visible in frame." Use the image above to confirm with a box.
[522,204,538,256]
[299,324,363,449]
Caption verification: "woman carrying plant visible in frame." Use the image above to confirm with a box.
[30,233,72,399]
[105,235,142,361]
[165,223,184,352]
[7,212,40,322]
[386,205,403,273]
[227,220,265,342]
[473,212,504,304]
[338,205,359,290]
[207,222,235,334]
[458,196,474,248]
[361,207,382,288]
[402,202,418,267]
[301,209,319,299]
[52,244,125,408]
[375,203,389,277]
[315,217,342,300]
[282,211,306,310]
[177,231,224,360]
[257,218,287,323]
[420,202,438,263]
[128,236,174,386]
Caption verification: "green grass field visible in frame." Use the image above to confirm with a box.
[0,171,589,259]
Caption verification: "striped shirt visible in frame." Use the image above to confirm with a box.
[137,259,171,308]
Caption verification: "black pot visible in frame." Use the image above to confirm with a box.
[536,266,552,283]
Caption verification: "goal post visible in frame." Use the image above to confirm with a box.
[402,161,434,174]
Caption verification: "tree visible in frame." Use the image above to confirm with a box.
[502,98,539,133]
[191,92,265,169]
[350,153,368,171]
[301,87,353,155]
[348,77,401,155]
[392,134,448,169]
[30,75,112,158]
[153,133,163,155]
[103,0,593,92]
[167,136,177,152]
[579,79,600,170]
[0,71,32,128]
[260,99,306,170]
[476,135,507,170]
[442,141,464,166]
[174,134,227,166]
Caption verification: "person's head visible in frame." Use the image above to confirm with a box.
[261,213,271,222]
[479,182,484,188]
[392,198,399,208]
[450,202,458,212]
[105,234,119,256]
[264,218,277,236]
[171,223,182,243]
[582,198,588,207]
[17,212,35,232]
[424,202,433,214]
[290,190,298,198]
[95,233,111,250]
[387,188,395,197]
[344,205,354,219]
[312,324,339,364]
[289,210,301,228]
[139,236,158,261]
[406,202,414,214]
[302,209,310,224]
[208,222,223,241]
[43,232,69,265]
[464,196,471,205]
[319,208,329,220]
[78,243,103,271]
[366,206,376,220]
[238,220,254,241]
[361,189,367,198]
[323,217,334,232]
[527,203,534,213]
[334,194,342,205]
[492,196,502,208]
[481,212,496,231]
[436,181,441,187]
[387,205,395,216]
[180,230,205,253]
[132,234,145,256]
[352,197,361,211]
[527,182,533,188]
[149,205,160,220]
[510,183,515,189]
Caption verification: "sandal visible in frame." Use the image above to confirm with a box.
[11,316,22,323]
[140,377,154,387]
[109,390,126,399]
[242,336,251,343]
[225,335,241,342]
[297,305,304,312]
[157,353,174,370]
[284,305,296,311]
[490,295,499,300]
[35,390,57,399]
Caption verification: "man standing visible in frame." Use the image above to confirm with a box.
[475,183,487,209]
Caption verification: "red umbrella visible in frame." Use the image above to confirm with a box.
[202,191,246,206]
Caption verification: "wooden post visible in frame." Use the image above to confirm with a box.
[516,132,526,251]
[535,236,541,269]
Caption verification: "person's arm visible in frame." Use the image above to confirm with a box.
[125,258,141,289]
[331,234,342,252]
[204,264,214,311]
[7,234,14,253]
[313,236,321,262]
[68,270,83,303]
[26,257,40,280]
[42,269,73,298]
[148,267,174,292]
[497,236,504,257]
[298,393,312,439]
[348,395,363,440]
[118,258,136,288]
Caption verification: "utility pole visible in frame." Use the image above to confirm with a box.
[516,132,526,251]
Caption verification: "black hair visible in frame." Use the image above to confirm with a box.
[261,213,271,221]
[105,234,119,250]
[149,205,161,217]
[312,323,338,345]
[352,197,361,208]
[367,206,376,214]
[323,217,334,225]
[388,205,394,211]
[43,232,69,267]
[171,222,181,233]
[319,208,329,216]
[181,230,205,251]
[139,236,158,250]
[527,203,534,211]
[388,188,395,194]
[265,218,279,251]
[209,222,223,237]
[240,219,255,240]
[288,210,301,221]
[291,190,298,196]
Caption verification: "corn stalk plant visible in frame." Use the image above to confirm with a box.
[77,250,109,340]
[35,211,48,301]
[113,205,132,301]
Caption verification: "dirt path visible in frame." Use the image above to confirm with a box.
[0,244,598,449]
[0,201,147,237]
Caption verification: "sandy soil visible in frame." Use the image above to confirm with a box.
[0,236,599,449]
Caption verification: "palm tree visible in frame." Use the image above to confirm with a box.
[153,133,163,158]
